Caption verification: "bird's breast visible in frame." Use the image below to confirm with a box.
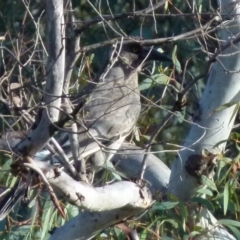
[82,80,141,139]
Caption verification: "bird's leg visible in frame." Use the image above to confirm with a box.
[88,136,126,177]
[104,136,126,163]
[68,124,89,182]
[49,138,76,177]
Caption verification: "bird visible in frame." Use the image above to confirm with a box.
[69,41,172,162]
[0,41,172,220]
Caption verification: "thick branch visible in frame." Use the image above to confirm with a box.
[49,208,144,240]
[14,0,65,156]
[36,160,151,211]
[169,0,240,201]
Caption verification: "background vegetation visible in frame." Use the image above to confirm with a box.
[0,0,240,239]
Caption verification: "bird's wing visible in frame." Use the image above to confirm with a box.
[82,74,141,140]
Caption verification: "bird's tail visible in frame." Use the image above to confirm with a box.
[0,178,27,220]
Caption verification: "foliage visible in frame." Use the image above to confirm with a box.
[0,0,239,239]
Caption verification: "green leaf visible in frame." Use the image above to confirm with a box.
[133,126,140,141]
[218,219,240,227]
[172,45,182,73]
[192,197,214,212]
[65,204,79,219]
[152,201,179,210]
[226,225,240,240]
[223,182,229,215]
[89,53,95,62]
[229,102,240,124]
[236,143,240,152]
[139,78,153,91]
[231,132,240,142]
[10,225,32,240]
[201,175,218,192]
[196,188,213,196]
[179,201,187,231]
[161,219,179,228]
[140,228,148,239]
[213,101,239,113]
[41,196,54,240]
[216,159,227,179]
[188,231,200,237]
[222,157,233,164]
[139,74,170,91]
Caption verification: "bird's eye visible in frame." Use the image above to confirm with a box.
[132,47,139,53]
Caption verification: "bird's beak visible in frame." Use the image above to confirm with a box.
[142,47,172,63]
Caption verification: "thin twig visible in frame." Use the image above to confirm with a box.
[24,157,66,219]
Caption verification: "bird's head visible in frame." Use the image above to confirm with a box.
[112,42,172,68]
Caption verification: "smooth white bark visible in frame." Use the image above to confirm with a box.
[49,209,143,240]
[15,0,65,156]
[36,160,152,211]
[111,143,170,194]
[168,1,240,239]
[195,208,236,240]
[169,0,240,201]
